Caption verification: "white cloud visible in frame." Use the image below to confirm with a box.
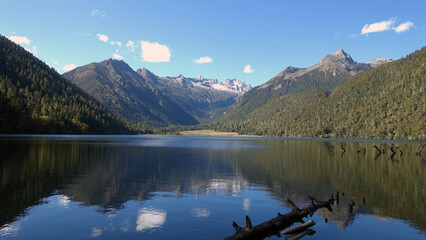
[244,64,254,74]
[96,34,109,42]
[23,46,38,55]
[91,10,106,18]
[361,18,414,35]
[126,40,135,52]
[394,21,414,33]
[136,208,166,232]
[194,56,213,64]
[63,64,76,71]
[113,53,123,60]
[141,41,171,62]
[91,10,100,16]
[31,46,38,55]
[111,41,122,47]
[7,35,30,45]
[54,60,58,65]
[361,19,394,35]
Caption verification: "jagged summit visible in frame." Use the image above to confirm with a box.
[160,74,250,95]
[334,48,348,56]
[101,58,125,65]
[261,49,369,90]
[97,58,134,74]
[320,49,355,65]
[369,57,393,67]
[134,67,252,95]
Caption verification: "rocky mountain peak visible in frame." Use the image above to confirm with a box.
[334,49,347,56]
[368,57,393,67]
[320,49,355,65]
[223,79,252,94]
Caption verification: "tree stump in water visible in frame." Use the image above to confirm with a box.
[224,196,334,240]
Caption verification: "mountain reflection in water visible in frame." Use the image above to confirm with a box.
[0,136,424,240]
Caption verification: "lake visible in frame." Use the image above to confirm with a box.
[0,135,424,240]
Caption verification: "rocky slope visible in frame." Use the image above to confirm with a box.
[64,59,251,126]
[137,68,251,121]
[64,59,198,127]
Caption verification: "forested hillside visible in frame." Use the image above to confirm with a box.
[0,35,131,134]
[213,47,425,140]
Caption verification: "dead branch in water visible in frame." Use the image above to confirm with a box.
[224,196,334,240]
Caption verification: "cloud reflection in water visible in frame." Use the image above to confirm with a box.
[136,207,167,232]
[191,208,210,218]
[0,223,21,237]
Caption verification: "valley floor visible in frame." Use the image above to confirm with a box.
[177,129,256,137]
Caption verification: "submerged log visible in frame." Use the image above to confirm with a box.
[281,220,316,235]
[224,196,334,240]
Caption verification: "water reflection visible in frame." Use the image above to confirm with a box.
[90,227,102,237]
[191,208,210,218]
[0,136,424,239]
[136,207,167,232]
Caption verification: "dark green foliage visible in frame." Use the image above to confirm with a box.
[0,35,131,134]
[214,47,425,140]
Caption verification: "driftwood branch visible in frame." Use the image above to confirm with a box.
[281,220,315,235]
[224,196,334,240]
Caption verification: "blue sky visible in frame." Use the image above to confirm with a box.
[1,0,425,86]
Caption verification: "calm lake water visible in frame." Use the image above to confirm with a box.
[0,135,425,240]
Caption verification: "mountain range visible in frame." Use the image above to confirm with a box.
[223,49,391,120]
[214,47,425,140]
[64,60,251,127]
[136,68,250,121]
[1,32,424,140]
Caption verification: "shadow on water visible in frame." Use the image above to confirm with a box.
[0,136,424,237]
